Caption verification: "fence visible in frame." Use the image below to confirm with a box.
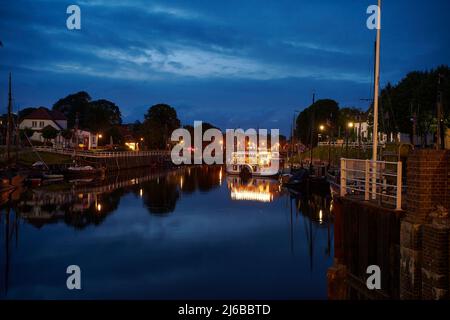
[318,141,385,147]
[33,146,170,158]
[340,158,403,211]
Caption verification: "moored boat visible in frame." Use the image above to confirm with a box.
[63,165,105,178]
[226,151,281,177]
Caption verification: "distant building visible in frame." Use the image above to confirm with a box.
[354,121,369,140]
[73,129,98,150]
[18,107,101,149]
[19,107,67,144]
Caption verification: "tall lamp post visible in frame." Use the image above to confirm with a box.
[371,0,382,199]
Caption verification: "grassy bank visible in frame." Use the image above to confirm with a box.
[292,143,408,166]
[19,151,72,166]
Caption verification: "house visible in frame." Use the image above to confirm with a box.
[19,107,67,144]
[73,129,98,150]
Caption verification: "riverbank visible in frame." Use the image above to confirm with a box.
[291,143,411,167]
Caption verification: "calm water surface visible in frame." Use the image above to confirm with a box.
[0,166,333,299]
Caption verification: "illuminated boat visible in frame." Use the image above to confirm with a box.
[226,151,280,177]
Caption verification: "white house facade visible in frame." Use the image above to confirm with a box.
[19,107,67,145]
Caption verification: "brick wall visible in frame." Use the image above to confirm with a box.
[422,223,449,299]
[406,150,450,224]
[401,149,450,300]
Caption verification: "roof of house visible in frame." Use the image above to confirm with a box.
[22,107,67,121]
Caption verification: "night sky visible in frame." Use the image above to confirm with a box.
[1,0,449,134]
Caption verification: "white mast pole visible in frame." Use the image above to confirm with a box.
[372,0,381,199]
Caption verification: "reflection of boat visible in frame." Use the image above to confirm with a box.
[226,151,280,177]
[68,178,94,184]
[227,176,281,202]
[43,173,64,180]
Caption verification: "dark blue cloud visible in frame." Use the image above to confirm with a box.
[1,0,449,134]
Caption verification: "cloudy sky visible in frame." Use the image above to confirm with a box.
[1,0,449,134]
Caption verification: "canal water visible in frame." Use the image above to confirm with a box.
[0,166,333,299]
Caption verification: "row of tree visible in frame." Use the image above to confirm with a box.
[295,65,450,147]
[377,65,450,142]
[295,99,365,147]
[20,92,195,150]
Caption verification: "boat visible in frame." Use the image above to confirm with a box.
[63,165,105,178]
[226,151,281,177]
[283,168,330,195]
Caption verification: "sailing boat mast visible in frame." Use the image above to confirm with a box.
[6,72,12,165]
[371,0,381,198]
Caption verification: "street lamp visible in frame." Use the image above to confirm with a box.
[346,122,354,158]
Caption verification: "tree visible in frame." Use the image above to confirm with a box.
[296,99,339,147]
[105,126,124,146]
[53,92,123,135]
[20,128,34,145]
[41,125,58,144]
[53,91,92,129]
[18,107,37,119]
[88,99,122,132]
[378,65,450,145]
[142,104,180,149]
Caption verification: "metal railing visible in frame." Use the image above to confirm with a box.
[33,146,170,158]
[340,158,403,211]
[318,141,385,147]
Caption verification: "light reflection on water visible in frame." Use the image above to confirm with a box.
[0,166,333,299]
